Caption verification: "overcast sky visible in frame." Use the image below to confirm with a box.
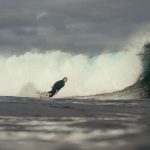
[0,0,150,56]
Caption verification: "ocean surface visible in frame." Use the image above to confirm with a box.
[0,96,149,150]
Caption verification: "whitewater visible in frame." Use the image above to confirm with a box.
[0,31,150,98]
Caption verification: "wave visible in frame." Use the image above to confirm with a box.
[0,31,150,98]
[0,50,141,97]
[119,42,150,98]
[86,42,150,100]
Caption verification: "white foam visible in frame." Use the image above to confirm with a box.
[0,50,142,97]
[1,30,150,97]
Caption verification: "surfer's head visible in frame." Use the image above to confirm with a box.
[63,77,68,83]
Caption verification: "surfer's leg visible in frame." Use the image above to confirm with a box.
[46,91,50,96]
[49,89,57,97]
[49,92,56,97]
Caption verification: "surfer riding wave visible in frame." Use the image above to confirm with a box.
[47,77,68,97]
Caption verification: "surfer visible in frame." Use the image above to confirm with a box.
[47,77,68,97]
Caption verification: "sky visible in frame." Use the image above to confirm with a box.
[0,0,150,56]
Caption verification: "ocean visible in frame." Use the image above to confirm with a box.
[0,97,149,150]
[0,33,150,150]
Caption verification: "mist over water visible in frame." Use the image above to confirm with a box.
[0,51,141,97]
[0,31,150,98]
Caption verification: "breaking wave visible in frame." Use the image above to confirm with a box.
[0,31,150,98]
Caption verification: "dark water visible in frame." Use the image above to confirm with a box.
[0,97,150,150]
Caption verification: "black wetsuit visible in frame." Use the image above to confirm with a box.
[48,80,65,97]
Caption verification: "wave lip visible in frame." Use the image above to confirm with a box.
[83,43,150,100]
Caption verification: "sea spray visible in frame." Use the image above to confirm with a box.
[0,49,142,97]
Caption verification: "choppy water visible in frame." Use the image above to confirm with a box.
[0,97,150,150]
[0,116,141,142]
